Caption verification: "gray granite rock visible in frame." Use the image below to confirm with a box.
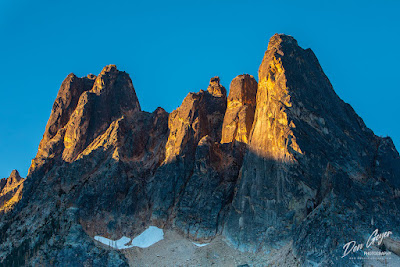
[0,34,399,266]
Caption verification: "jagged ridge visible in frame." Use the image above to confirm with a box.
[0,34,399,267]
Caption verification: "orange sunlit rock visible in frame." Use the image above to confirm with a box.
[221,74,257,144]
[0,170,25,213]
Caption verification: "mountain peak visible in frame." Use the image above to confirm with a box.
[5,169,23,188]
[207,76,226,97]
[8,170,21,182]
[0,169,24,214]
[267,33,298,51]
[29,64,141,171]
[2,34,400,267]
[100,64,118,75]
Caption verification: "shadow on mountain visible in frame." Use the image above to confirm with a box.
[0,129,246,266]
[2,33,400,266]
[2,132,400,267]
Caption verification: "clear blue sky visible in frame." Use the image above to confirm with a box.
[1,0,399,178]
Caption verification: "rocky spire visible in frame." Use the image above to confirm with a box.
[207,76,227,97]
[37,73,96,154]
[62,64,141,162]
[224,33,400,260]
[0,170,25,213]
[2,34,400,267]
[149,77,229,228]
[7,170,22,185]
[221,74,257,144]
[29,64,141,173]
[164,77,227,163]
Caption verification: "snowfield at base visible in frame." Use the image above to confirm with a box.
[94,236,132,249]
[130,226,164,248]
[192,242,210,247]
[94,226,164,249]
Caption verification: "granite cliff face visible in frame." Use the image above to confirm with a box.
[223,35,400,265]
[221,74,257,144]
[1,34,399,266]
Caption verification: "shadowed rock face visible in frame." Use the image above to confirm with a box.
[1,34,399,266]
[148,77,239,240]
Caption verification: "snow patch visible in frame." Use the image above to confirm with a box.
[94,235,132,249]
[192,242,210,247]
[131,226,164,248]
[94,226,164,250]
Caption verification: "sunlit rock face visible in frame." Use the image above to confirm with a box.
[221,74,257,144]
[207,76,227,97]
[62,64,141,162]
[163,76,227,163]
[29,65,141,174]
[0,170,25,213]
[29,73,96,175]
[1,34,400,267]
[224,34,400,265]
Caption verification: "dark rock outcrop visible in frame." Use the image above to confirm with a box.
[1,34,399,267]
